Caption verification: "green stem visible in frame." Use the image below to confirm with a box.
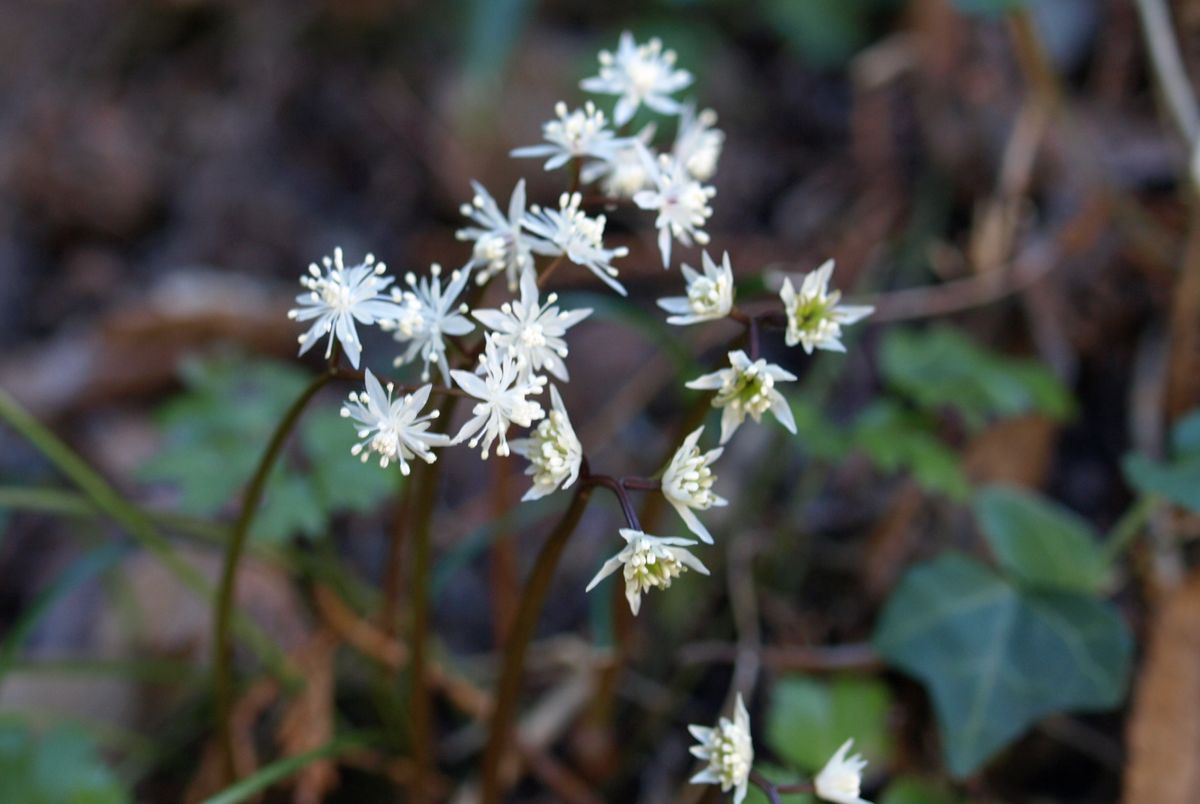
[1103,496,1154,562]
[201,733,375,804]
[0,387,286,675]
[0,485,227,541]
[212,369,334,783]
[480,483,594,804]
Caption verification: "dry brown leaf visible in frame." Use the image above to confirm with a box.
[184,678,280,804]
[1122,573,1200,803]
[276,629,340,804]
[963,414,1058,487]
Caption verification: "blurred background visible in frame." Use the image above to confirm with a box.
[1,0,1197,801]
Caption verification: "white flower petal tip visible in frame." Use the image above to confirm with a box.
[580,32,693,126]
[658,250,734,326]
[779,260,874,354]
[289,248,403,369]
[661,425,725,543]
[511,100,620,172]
[687,693,754,804]
[585,528,708,616]
[687,351,798,444]
[814,739,872,804]
[341,370,448,474]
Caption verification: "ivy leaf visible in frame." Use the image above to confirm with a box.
[880,326,1072,430]
[1123,408,1200,513]
[953,0,1029,15]
[974,485,1108,593]
[851,401,970,499]
[0,719,130,804]
[766,675,891,773]
[874,554,1132,777]
[140,354,393,544]
[881,776,964,804]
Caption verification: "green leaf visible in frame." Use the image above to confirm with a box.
[1123,454,1200,513]
[881,775,964,804]
[0,719,130,804]
[766,675,891,773]
[880,326,1072,429]
[873,554,1132,777]
[141,354,393,544]
[1170,408,1200,456]
[973,485,1108,593]
[954,0,1029,15]
[851,401,970,499]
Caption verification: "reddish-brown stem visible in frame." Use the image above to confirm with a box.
[480,482,595,803]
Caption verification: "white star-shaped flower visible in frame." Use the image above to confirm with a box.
[634,154,716,268]
[780,260,874,354]
[672,104,724,182]
[510,385,583,501]
[511,101,620,172]
[523,192,629,296]
[450,335,546,459]
[814,739,872,804]
[657,250,734,325]
[340,370,450,475]
[580,31,693,126]
[686,350,797,445]
[585,528,709,616]
[472,269,592,382]
[288,248,403,369]
[581,124,657,199]
[456,179,538,292]
[386,263,475,384]
[661,426,727,544]
[688,693,754,804]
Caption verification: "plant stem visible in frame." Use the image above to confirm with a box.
[585,474,641,530]
[1103,496,1153,562]
[406,453,441,803]
[212,369,334,783]
[480,482,594,804]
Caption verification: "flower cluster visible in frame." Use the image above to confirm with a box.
[280,30,879,803]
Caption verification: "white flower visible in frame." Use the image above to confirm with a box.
[450,335,546,459]
[523,192,629,296]
[657,250,734,325]
[386,263,475,384]
[686,350,797,445]
[581,125,656,198]
[634,155,716,268]
[511,101,620,171]
[456,179,538,292]
[580,32,693,126]
[661,426,727,544]
[585,528,709,616]
[340,370,450,475]
[510,385,583,500]
[814,739,871,804]
[688,693,754,804]
[780,260,874,354]
[288,248,403,369]
[472,269,592,382]
[672,105,724,182]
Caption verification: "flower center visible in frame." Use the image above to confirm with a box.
[624,541,686,594]
[721,364,774,418]
[688,276,722,314]
[674,451,717,507]
[370,428,401,461]
[528,413,573,486]
[320,278,354,311]
[707,722,751,789]
[626,58,661,97]
[519,322,547,350]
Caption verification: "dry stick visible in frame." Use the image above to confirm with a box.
[1132,0,1200,146]
[381,481,414,638]
[213,367,336,783]
[480,482,595,804]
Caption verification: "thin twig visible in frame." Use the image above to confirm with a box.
[1132,0,1200,146]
